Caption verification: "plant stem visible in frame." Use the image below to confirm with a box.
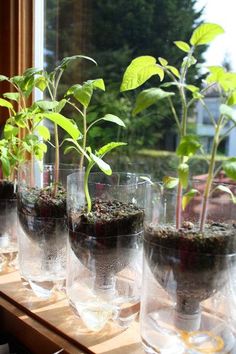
[167,96,181,132]
[219,123,235,143]
[200,115,224,231]
[79,107,87,170]
[53,122,59,195]
[67,99,84,116]
[200,99,217,127]
[52,69,63,195]
[175,48,194,229]
[175,80,187,229]
[30,156,34,188]
[84,163,93,213]
[176,183,183,229]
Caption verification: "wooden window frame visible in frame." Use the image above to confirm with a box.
[0,0,34,127]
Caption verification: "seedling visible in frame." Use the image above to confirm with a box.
[64,77,126,212]
[121,23,236,232]
[0,64,81,187]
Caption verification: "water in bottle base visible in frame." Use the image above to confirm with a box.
[22,276,65,299]
[142,307,236,354]
[68,282,140,332]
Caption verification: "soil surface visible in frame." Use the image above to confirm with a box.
[144,222,236,315]
[17,185,67,244]
[17,185,66,218]
[68,199,144,279]
[69,199,144,237]
[145,222,236,255]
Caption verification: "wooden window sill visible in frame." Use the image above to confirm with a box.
[0,271,143,354]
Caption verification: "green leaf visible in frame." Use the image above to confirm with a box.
[182,55,197,69]
[220,104,236,123]
[54,99,67,113]
[206,66,225,84]
[66,84,79,96]
[56,55,97,70]
[223,158,236,180]
[161,82,179,88]
[120,56,164,92]
[35,76,48,92]
[0,157,10,177]
[192,91,204,99]
[64,145,80,155]
[3,92,20,102]
[133,88,174,115]
[206,67,236,91]
[76,83,93,108]
[185,85,199,93]
[38,142,47,153]
[43,112,81,140]
[96,142,127,157]
[14,112,28,128]
[90,153,112,175]
[67,83,93,108]
[35,100,59,111]
[24,134,39,145]
[0,75,8,82]
[158,57,168,66]
[182,189,199,210]
[88,78,105,91]
[0,98,13,109]
[190,23,224,46]
[21,76,35,98]
[34,142,47,160]
[227,92,236,106]
[23,67,42,77]
[64,138,88,159]
[178,163,189,188]
[215,185,236,203]
[220,72,236,92]
[163,176,179,189]
[4,124,19,139]
[177,135,201,157]
[35,125,51,141]
[166,65,180,78]
[101,114,125,127]
[174,41,190,52]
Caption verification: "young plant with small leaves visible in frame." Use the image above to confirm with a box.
[66,139,126,213]
[32,55,97,193]
[0,70,50,181]
[0,57,89,190]
[121,23,236,232]
[64,77,126,170]
[64,78,126,213]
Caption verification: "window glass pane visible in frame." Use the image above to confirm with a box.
[44,0,236,168]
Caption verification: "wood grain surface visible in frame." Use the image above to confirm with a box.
[0,270,144,354]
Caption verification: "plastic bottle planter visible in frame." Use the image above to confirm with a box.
[141,182,236,354]
[17,162,77,299]
[0,180,19,272]
[67,172,147,331]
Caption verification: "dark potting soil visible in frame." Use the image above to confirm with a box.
[145,222,236,255]
[17,185,66,218]
[0,180,17,238]
[68,199,144,277]
[144,223,236,315]
[18,185,67,244]
[69,199,144,237]
[0,180,16,200]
